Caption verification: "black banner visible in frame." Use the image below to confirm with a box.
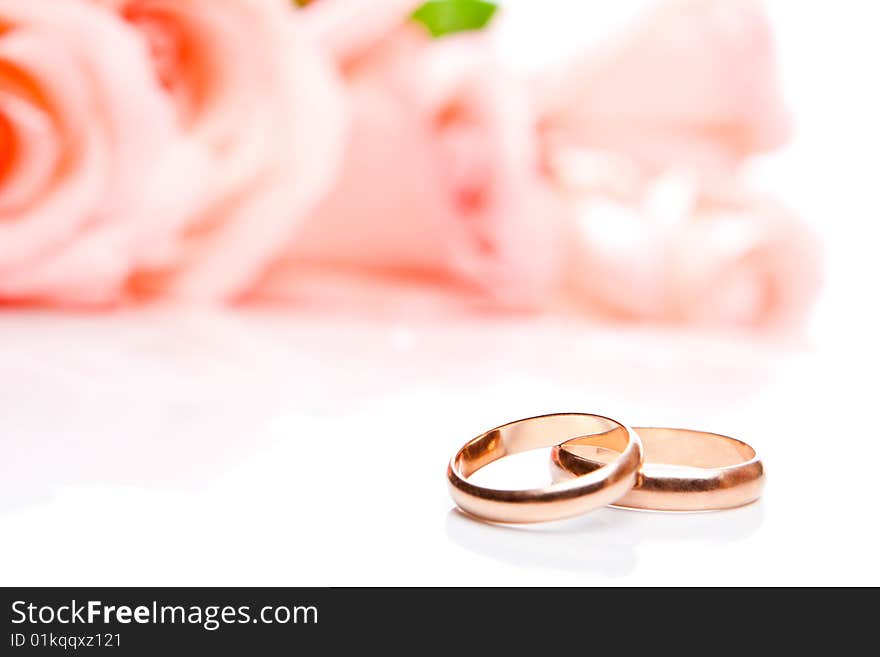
[0,587,866,653]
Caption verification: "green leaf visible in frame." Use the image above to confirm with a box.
[412,0,498,38]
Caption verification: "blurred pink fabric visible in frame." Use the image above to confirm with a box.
[0,0,202,305]
[256,21,564,310]
[535,0,791,173]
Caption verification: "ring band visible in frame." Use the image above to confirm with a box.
[550,427,764,511]
[447,413,643,523]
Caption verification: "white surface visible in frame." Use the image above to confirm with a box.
[1,308,877,586]
[2,2,879,586]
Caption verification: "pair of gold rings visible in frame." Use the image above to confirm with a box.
[447,413,764,523]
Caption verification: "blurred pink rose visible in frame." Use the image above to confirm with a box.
[0,0,201,305]
[552,152,820,329]
[101,0,346,301]
[0,0,819,328]
[256,23,564,310]
[536,0,791,173]
[301,0,422,62]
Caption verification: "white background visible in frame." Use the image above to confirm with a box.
[1,1,879,586]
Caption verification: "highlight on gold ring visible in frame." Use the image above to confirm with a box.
[447,413,643,524]
[550,427,764,512]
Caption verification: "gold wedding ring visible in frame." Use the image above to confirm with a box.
[551,427,764,511]
[447,413,643,523]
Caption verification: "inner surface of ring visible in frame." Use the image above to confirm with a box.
[456,414,628,478]
[562,427,754,470]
